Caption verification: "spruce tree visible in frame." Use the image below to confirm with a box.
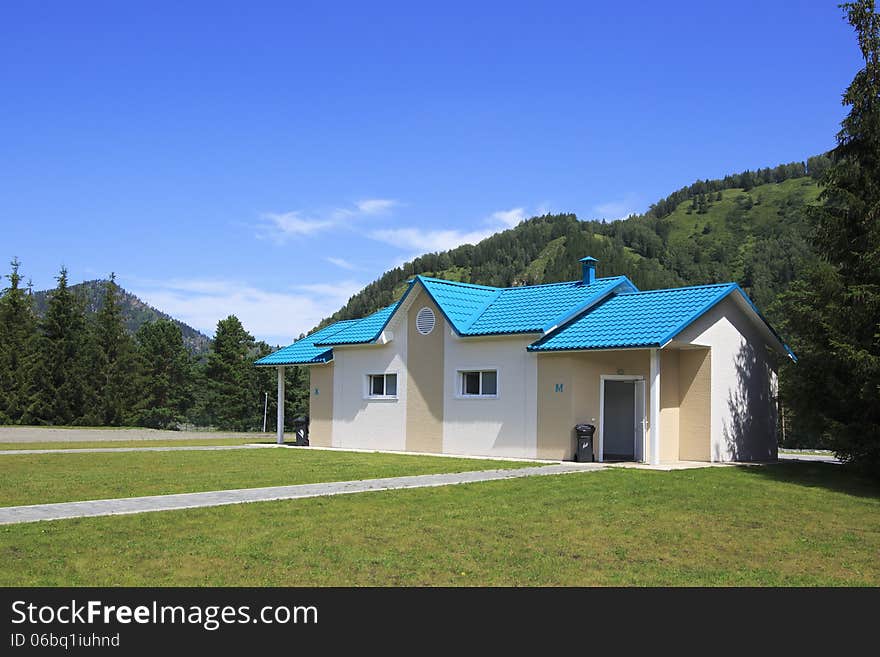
[779,0,880,472]
[92,275,137,425]
[25,267,90,425]
[202,315,260,430]
[0,259,37,423]
[134,319,192,429]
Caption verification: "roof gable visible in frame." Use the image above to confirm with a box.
[528,283,795,360]
[528,283,738,352]
[465,276,635,335]
[416,277,500,333]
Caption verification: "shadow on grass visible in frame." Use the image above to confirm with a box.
[740,460,880,500]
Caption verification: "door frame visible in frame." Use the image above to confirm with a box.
[598,374,646,463]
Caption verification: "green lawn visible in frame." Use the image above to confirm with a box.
[0,437,255,451]
[1,462,877,586]
[0,449,532,507]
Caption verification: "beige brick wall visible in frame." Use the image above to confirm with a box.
[536,353,575,459]
[660,350,680,463]
[678,348,711,461]
[405,293,444,453]
[308,363,334,447]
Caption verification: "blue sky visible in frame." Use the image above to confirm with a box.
[0,1,863,345]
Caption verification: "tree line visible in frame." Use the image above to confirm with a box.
[775,0,880,474]
[0,264,308,431]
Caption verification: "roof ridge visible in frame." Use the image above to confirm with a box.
[498,275,625,291]
[418,274,625,292]
[416,276,499,291]
[619,282,736,296]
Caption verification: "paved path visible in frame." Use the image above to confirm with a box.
[778,452,842,464]
[0,463,604,525]
[0,426,271,444]
[0,444,274,456]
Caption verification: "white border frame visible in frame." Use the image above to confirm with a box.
[454,367,500,400]
[598,374,646,463]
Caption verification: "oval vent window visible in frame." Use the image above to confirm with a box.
[416,307,436,335]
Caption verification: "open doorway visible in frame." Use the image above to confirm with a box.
[599,376,646,462]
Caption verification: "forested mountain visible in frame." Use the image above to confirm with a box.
[32,280,211,355]
[324,159,828,330]
[0,158,828,437]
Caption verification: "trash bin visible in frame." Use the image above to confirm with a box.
[574,423,595,462]
[293,415,310,446]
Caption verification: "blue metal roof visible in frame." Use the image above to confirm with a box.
[527,283,738,351]
[254,319,358,366]
[255,270,795,366]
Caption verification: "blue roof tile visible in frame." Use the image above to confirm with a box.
[313,303,400,345]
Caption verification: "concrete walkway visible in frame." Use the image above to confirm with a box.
[0,444,276,456]
[0,463,605,525]
[0,426,272,443]
[778,452,842,464]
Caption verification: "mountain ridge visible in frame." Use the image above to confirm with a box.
[320,159,826,332]
[31,280,212,355]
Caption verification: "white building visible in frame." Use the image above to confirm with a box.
[257,257,795,463]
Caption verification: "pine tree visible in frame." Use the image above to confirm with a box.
[92,275,138,425]
[0,259,37,423]
[24,267,90,425]
[202,315,260,430]
[779,0,880,472]
[134,319,193,428]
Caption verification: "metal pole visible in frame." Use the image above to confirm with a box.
[262,392,268,433]
[277,366,285,444]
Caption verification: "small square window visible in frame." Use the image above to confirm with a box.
[368,373,398,398]
[460,370,498,397]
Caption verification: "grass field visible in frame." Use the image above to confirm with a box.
[1,461,877,586]
[0,449,532,507]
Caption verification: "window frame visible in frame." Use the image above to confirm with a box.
[365,372,399,401]
[456,368,500,399]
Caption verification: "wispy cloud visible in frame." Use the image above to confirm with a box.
[488,207,526,228]
[369,205,545,254]
[356,198,398,215]
[257,198,399,244]
[326,256,358,271]
[260,211,334,239]
[129,277,364,345]
[591,196,642,222]
[370,227,500,253]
